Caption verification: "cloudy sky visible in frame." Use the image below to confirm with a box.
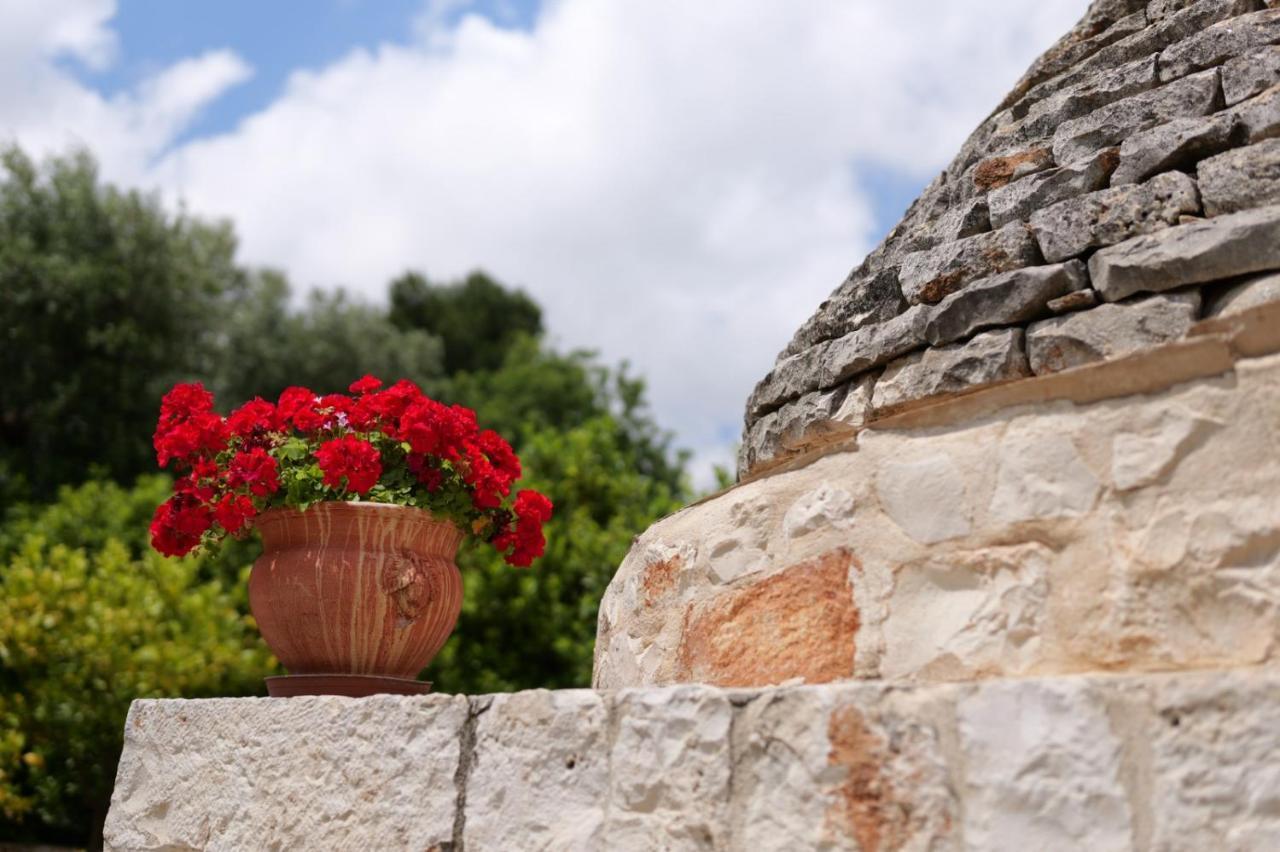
[2,0,1089,483]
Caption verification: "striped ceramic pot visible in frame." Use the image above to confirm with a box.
[248,501,464,697]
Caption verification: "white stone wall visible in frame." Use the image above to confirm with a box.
[105,668,1280,851]
[595,344,1280,691]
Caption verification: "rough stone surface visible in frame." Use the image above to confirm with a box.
[1157,8,1280,82]
[105,671,1280,852]
[104,695,469,851]
[988,147,1120,228]
[871,328,1031,413]
[466,690,609,850]
[1049,288,1101,313]
[1026,290,1201,373]
[1005,55,1160,149]
[600,348,1280,689]
[1089,202,1280,300]
[1110,111,1243,185]
[1052,68,1223,165]
[898,222,1041,305]
[782,266,904,359]
[968,146,1056,196]
[746,344,824,419]
[819,304,928,388]
[1222,44,1280,104]
[737,376,875,477]
[1230,81,1280,141]
[1198,137,1280,214]
[923,261,1089,345]
[1206,268,1280,314]
[1030,171,1202,262]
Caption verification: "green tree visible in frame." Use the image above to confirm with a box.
[390,269,542,374]
[212,270,443,404]
[0,147,241,497]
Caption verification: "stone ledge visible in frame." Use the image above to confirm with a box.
[105,667,1280,851]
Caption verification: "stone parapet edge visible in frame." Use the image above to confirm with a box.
[105,664,1280,850]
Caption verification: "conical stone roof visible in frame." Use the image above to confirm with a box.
[741,0,1280,477]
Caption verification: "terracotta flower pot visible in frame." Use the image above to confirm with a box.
[248,501,464,697]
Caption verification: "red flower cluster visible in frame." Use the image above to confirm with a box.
[494,490,555,567]
[316,435,382,495]
[149,376,552,567]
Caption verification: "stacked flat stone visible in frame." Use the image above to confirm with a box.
[742,0,1280,477]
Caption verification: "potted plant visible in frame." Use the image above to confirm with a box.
[148,376,553,697]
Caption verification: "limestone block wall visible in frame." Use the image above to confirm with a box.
[104,669,1280,851]
[597,312,1280,690]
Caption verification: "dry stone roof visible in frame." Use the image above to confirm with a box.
[741,0,1280,477]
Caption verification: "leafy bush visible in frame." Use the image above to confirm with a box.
[0,481,275,843]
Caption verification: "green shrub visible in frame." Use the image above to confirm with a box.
[0,483,275,843]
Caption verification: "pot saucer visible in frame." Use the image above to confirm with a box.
[265,674,432,698]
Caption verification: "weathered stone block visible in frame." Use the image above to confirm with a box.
[819,304,929,388]
[606,687,732,849]
[781,266,904,358]
[1231,81,1280,140]
[988,147,1119,228]
[465,690,609,850]
[1205,268,1280,314]
[746,343,825,420]
[1199,138,1280,214]
[871,328,1031,412]
[1010,55,1160,146]
[1222,44,1280,104]
[1144,671,1280,850]
[731,685,958,851]
[957,680,1133,849]
[1031,171,1202,262]
[968,146,1055,196]
[1026,290,1201,374]
[675,549,858,687]
[923,261,1088,346]
[1157,8,1280,82]
[1052,68,1222,165]
[1089,203,1280,300]
[738,373,876,476]
[104,695,469,851]
[1109,111,1242,186]
[898,222,1040,305]
[1048,288,1101,313]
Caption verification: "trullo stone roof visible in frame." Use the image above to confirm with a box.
[741,0,1280,477]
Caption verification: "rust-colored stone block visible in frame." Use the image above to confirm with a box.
[676,549,858,687]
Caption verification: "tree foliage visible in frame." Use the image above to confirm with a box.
[390,270,542,375]
[0,147,241,497]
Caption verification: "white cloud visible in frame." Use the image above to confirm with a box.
[0,0,1089,484]
[0,0,251,182]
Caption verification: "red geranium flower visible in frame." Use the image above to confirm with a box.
[214,493,257,534]
[226,398,280,441]
[149,495,213,558]
[495,489,554,567]
[349,375,382,395]
[315,435,382,495]
[228,447,280,497]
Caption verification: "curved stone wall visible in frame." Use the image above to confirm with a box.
[598,316,1280,690]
